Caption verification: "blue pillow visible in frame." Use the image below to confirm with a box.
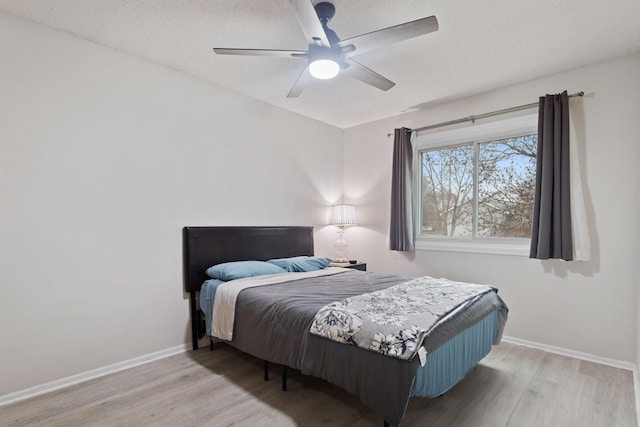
[205,260,286,281]
[267,256,331,272]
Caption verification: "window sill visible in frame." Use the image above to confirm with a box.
[414,238,530,257]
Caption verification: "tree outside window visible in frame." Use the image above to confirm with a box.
[419,134,537,240]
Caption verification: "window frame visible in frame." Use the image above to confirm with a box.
[413,114,538,256]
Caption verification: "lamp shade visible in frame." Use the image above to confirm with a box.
[329,204,357,226]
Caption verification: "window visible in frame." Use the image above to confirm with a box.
[415,114,537,256]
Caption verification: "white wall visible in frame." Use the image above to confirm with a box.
[0,13,342,396]
[343,53,640,364]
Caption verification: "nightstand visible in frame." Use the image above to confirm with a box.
[330,262,367,271]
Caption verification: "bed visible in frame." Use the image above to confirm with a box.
[183,226,508,426]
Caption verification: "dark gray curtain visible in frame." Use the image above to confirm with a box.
[389,127,414,251]
[530,91,573,260]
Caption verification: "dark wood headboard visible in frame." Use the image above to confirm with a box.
[183,226,315,293]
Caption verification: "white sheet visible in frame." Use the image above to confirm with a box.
[210,267,349,340]
[569,115,591,261]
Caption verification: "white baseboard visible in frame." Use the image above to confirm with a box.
[0,343,189,407]
[502,335,636,371]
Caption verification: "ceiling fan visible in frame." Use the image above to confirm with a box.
[213,0,439,98]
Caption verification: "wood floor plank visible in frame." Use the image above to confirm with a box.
[0,342,635,427]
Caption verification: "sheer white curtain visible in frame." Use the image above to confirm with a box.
[569,113,591,261]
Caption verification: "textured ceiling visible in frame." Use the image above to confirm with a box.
[1,0,639,128]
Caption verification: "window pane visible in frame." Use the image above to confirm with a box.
[420,144,474,237]
[477,134,537,238]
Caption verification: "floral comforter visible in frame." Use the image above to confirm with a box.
[309,276,495,361]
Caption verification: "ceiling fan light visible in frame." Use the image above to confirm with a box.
[309,59,340,80]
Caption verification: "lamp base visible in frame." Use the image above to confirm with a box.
[334,227,348,264]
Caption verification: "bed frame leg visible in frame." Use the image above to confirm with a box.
[189,292,199,350]
[209,337,214,351]
[282,365,287,391]
[383,421,390,427]
[263,361,288,390]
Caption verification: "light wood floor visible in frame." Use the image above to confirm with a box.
[1,342,636,427]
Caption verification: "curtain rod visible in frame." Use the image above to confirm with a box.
[388,91,584,137]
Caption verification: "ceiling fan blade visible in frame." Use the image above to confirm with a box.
[289,0,331,47]
[337,16,438,57]
[287,66,315,98]
[341,59,395,91]
[213,48,307,58]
